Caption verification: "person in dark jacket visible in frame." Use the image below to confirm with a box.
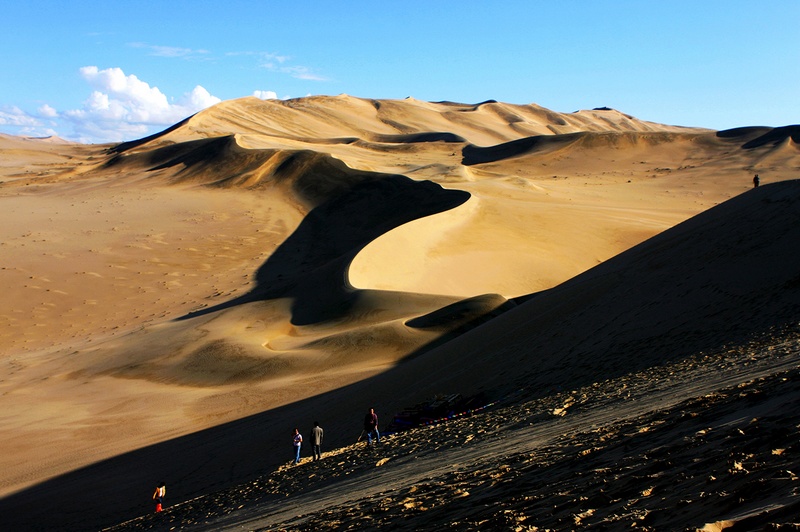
[310,421,324,461]
[363,407,380,445]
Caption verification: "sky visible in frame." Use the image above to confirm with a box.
[1,1,798,144]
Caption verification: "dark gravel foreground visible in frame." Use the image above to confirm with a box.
[107,331,800,531]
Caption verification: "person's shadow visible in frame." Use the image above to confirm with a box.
[178,174,470,325]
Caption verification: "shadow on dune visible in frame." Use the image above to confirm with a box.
[4,182,800,531]
[716,125,800,148]
[460,130,700,166]
[461,133,580,165]
[178,174,470,325]
[461,125,800,166]
[106,134,472,327]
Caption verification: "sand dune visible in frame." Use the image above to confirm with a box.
[113,96,708,152]
[0,96,799,530]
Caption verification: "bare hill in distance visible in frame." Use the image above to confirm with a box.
[0,95,799,530]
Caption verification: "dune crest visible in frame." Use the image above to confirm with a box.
[112,95,710,152]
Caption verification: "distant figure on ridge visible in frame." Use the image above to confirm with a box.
[310,421,324,461]
[362,407,381,446]
[753,174,760,188]
[292,428,303,464]
[152,481,166,513]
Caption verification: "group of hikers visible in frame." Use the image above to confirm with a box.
[151,407,382,513]
[292,407,381,465]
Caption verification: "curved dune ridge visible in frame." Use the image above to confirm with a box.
[0,95,799,530]
[104,133,437,208]
[113,95,710,152]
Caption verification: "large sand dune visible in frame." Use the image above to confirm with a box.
[0,96,799,530]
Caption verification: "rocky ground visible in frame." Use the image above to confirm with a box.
[107,331,800,531]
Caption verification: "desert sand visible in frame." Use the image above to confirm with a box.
[0,96,799,530]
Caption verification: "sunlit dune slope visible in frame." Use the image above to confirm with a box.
[351,124,800,296]
[348,180,800,408]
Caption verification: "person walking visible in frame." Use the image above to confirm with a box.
[292,428,303,464]
[152,481,166,513]
[310,421,324,461]
[363,407,380,446]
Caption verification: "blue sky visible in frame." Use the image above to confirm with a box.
[1,1,797,143]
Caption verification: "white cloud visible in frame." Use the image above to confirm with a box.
[129,42,211,59]
[67,118,152,145]
[57,66,222,143]
[0,64,299,144]
[228,51,290,65]
[0,106,41,126]
[0,106,64,138]
[253,90,278,100]
[77,66,172,122]
[182,85,220,110]
[38,104,58,118]
[228,50,325,81]
[280,65,328,82]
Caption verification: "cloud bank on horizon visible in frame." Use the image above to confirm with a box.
[0,66,277,144]
[66,66,222,142]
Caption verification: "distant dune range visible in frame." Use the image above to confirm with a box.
[0,95,798,530]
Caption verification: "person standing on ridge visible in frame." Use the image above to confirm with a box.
[363,407,380,446]
[310,421,324,461]
[292,428,303,464]
[753,174,760,187]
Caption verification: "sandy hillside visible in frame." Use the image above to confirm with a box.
[111,181,800,532]
[0,96,798,530]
